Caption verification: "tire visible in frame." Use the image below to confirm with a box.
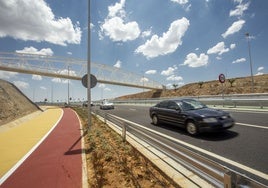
[152,115,159,125]
[186,121,198,135]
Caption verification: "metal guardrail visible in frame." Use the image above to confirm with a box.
[111,93,268,109]
[92,108,267,188]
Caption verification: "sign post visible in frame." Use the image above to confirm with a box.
[218,73,225,100]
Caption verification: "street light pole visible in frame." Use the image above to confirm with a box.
[245,33,254,93]
[87,0,91,128]
[68,66,70,105]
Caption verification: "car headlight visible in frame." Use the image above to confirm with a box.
[203,117,218,123]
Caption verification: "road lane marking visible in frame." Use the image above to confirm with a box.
[108,114,268,181]
[236,122,268,129]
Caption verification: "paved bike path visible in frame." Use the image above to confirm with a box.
[0,108,84,188]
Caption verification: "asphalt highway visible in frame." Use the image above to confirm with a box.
[96,105,268,185]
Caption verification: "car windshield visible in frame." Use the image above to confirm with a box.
[180,99,207,111]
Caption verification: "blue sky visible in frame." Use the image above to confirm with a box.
[0,0,267,102]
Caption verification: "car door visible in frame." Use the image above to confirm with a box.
[154,101,169,122]
[165,101,185,126]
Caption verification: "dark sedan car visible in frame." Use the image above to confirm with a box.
[149,99,235,135]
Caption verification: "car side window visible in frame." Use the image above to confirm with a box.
[158,101,168,108]
[167,101,179,110]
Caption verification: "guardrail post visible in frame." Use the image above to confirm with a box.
[122,122,127,142]
[224,171,232,188]
[260,102,263,109]
[104,113,107,124]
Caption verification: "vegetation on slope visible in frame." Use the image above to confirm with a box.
[117,74,268,100]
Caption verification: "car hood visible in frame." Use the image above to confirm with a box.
[190,108,228,117]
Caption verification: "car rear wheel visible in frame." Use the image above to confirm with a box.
[186,121,198,135]
[152,115,159,125]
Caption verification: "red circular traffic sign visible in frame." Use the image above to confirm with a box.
[218,74,225,83]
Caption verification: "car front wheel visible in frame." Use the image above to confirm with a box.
[152,115,159,125]
[186,121,198,135]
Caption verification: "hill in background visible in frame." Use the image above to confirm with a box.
[0,79,41,126]
[117,74,268,100]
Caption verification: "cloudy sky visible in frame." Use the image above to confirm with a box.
[0,0,267,102]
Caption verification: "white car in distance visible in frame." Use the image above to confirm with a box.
[100,99,114,110]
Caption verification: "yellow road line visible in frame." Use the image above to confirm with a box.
[0,108,63,178]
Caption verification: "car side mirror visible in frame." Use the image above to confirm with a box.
[175,107,181,112]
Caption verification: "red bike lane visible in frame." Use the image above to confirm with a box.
[1,108,85,188]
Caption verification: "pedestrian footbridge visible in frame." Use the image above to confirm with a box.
[0,52,163,90]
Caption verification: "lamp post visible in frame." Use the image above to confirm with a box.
[68,66,70,105]
[87,0,91,128]
[245,33,254,93]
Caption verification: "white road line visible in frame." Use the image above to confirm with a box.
[236,122,268,129]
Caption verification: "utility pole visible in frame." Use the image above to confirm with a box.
[245,33,254,93]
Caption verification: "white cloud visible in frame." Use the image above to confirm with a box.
[0,0,81,46]
[230,2,250,17]
[256,66,265,76]
[182,53,209,68]
[161,66,177,76]
[141,29,152,38]
[166,75,183,81]
[104,87,111,91]
[145,70,157,75]
[256,72,264,76]
[98,83,111,91]
[40,86,47,90]
[98,84,106,88]
[114,60,122,68]
[207,42,229,55]
[51,69,76,84]
[13,80,29,89]
[222,20,245,38]
[51,78,69,84]
[108,0,126,18]
[233,0,243,4]
[16,47,53,56]
[170,0,188,5]
[230,43,236,49]
[232,58,246,64]
[32,75,42,80]
[135,17,190,59]
[170,0,191,11]
[100,17,140,42]
[140,77,149,82]
[99,0,140,42]
[0,71,18,79]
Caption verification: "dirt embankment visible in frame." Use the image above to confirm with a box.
[117,74,268,100]
[0,79,41,126]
